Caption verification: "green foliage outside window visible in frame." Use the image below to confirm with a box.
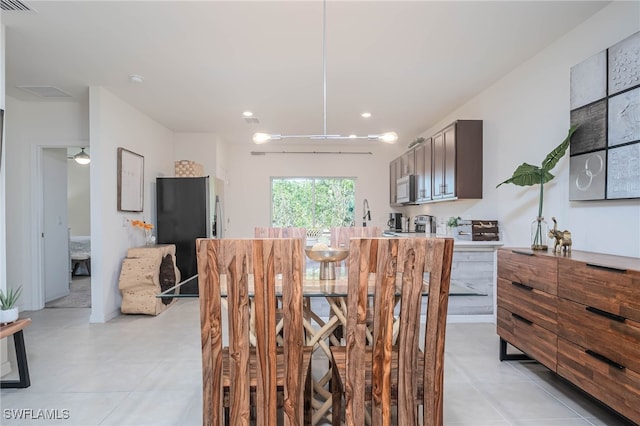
[272,178,355,230]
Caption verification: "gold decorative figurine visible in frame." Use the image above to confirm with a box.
[548,217,572,253]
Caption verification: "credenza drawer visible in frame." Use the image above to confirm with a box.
[558,259,640,323]
[498,249,557,295]
[558,338,640,425]
[557,298,640,374]
[497,278,557,333]
[497,307,557,371]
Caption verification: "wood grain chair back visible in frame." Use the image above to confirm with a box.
[255,227,308,265]
[197,238,311,426]
[332,236,454,426]
[330,226,382,267]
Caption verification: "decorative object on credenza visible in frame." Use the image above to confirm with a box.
[570,30,640,200]
[497,126,578,250]
[0,285,22,324]
[117,147,144,212]
[548,217,572,253]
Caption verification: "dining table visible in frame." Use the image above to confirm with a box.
[158,263,429,425]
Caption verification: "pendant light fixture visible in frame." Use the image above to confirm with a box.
[73,147,91,165]
[253,0,397,145]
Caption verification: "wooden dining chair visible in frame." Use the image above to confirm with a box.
[329,236,454,426]
[197,238,313,426]
[330,226,382,267]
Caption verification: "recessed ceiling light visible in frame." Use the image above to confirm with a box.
[242,111,254,117]
[129,74,144,83]
[361,112,372,118]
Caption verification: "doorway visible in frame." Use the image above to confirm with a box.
[38,146,91,309]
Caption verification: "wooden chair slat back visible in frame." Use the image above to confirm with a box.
[330,227,382,268]
[197,238,305,426]
[254,227,307,268]
[344,237,453,426]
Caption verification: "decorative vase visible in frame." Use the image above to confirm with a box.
[531,217,549,250]
[0,307,19,324]
[145,231,156,246]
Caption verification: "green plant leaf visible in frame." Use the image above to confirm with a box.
[541,125,579,172]
[496,163,542,187]
[496,126,579,188]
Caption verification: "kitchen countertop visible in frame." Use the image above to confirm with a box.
[382,231,503,249]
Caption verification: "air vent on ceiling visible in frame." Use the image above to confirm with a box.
[1,0,34,12]
[17,86,72,98]
[244,116,259,124]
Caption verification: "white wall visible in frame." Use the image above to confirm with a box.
[224,142,402,238]
[4,97,88,311]
[68,157,91,236]
[402,2,640,258]
[173,133,223,233]
[89,87,175,322]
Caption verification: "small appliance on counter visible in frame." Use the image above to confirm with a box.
[414,215,436,234]
[387,213,403,231]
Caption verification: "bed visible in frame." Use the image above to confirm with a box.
[70,236,91,276]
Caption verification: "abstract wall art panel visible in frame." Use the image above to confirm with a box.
[607,142,640,199]
[570,99,607,155]
[609,31,640,96]
[569,151,606,201]
[608,87,640,147]
[569,30,640,200]
[570,50,606,110]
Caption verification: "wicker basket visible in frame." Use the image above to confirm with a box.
[174,160,204,177]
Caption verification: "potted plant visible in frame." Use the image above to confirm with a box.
[497,126,578,250]
[446,216,461,237]
[0,286,22,324]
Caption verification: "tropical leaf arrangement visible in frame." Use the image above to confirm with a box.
[0,286,23,310]
[496,126,578,248]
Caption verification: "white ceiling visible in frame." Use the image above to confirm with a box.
[3,1,609,147]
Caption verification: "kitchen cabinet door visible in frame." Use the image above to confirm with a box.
[432,123,456,199]
[400,149,415,177]
[433,120,482,200]
[415,139,432,202]
[389,157,401,206]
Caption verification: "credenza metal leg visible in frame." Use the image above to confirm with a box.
[499,337,532,362]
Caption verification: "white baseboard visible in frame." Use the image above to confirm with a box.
[446,314,495,324]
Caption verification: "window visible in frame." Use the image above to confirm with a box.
[271,177,355,230]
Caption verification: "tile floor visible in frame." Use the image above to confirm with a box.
[0,300,635,426]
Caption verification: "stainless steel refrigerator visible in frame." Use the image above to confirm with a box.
[156,176,210,294]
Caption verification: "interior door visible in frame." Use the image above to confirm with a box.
[43,148,70,302]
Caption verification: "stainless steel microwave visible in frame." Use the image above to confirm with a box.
[396,175,416,204]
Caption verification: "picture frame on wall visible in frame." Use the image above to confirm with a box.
[569,30,640,201]
[117,147,144,212]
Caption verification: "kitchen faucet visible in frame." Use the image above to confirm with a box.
[362,199,371,227]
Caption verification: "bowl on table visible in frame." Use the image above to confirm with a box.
[305,247,349,279]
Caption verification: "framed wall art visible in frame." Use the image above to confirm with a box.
[569,30,640,201]
[117,147,144,212]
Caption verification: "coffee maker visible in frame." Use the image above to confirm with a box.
[414,215,436,234]
[387,213,403,231]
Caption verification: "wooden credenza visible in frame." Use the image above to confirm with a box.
[497,248,640,424]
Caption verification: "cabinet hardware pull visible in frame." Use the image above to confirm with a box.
[586,263,627,273]
[585,349,625,370]
[586,306,626,323]
[511,282,533,291]
[511,250,533,256]
[512,313,533,325]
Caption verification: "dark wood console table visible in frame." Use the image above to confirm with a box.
[497,248,640,424]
